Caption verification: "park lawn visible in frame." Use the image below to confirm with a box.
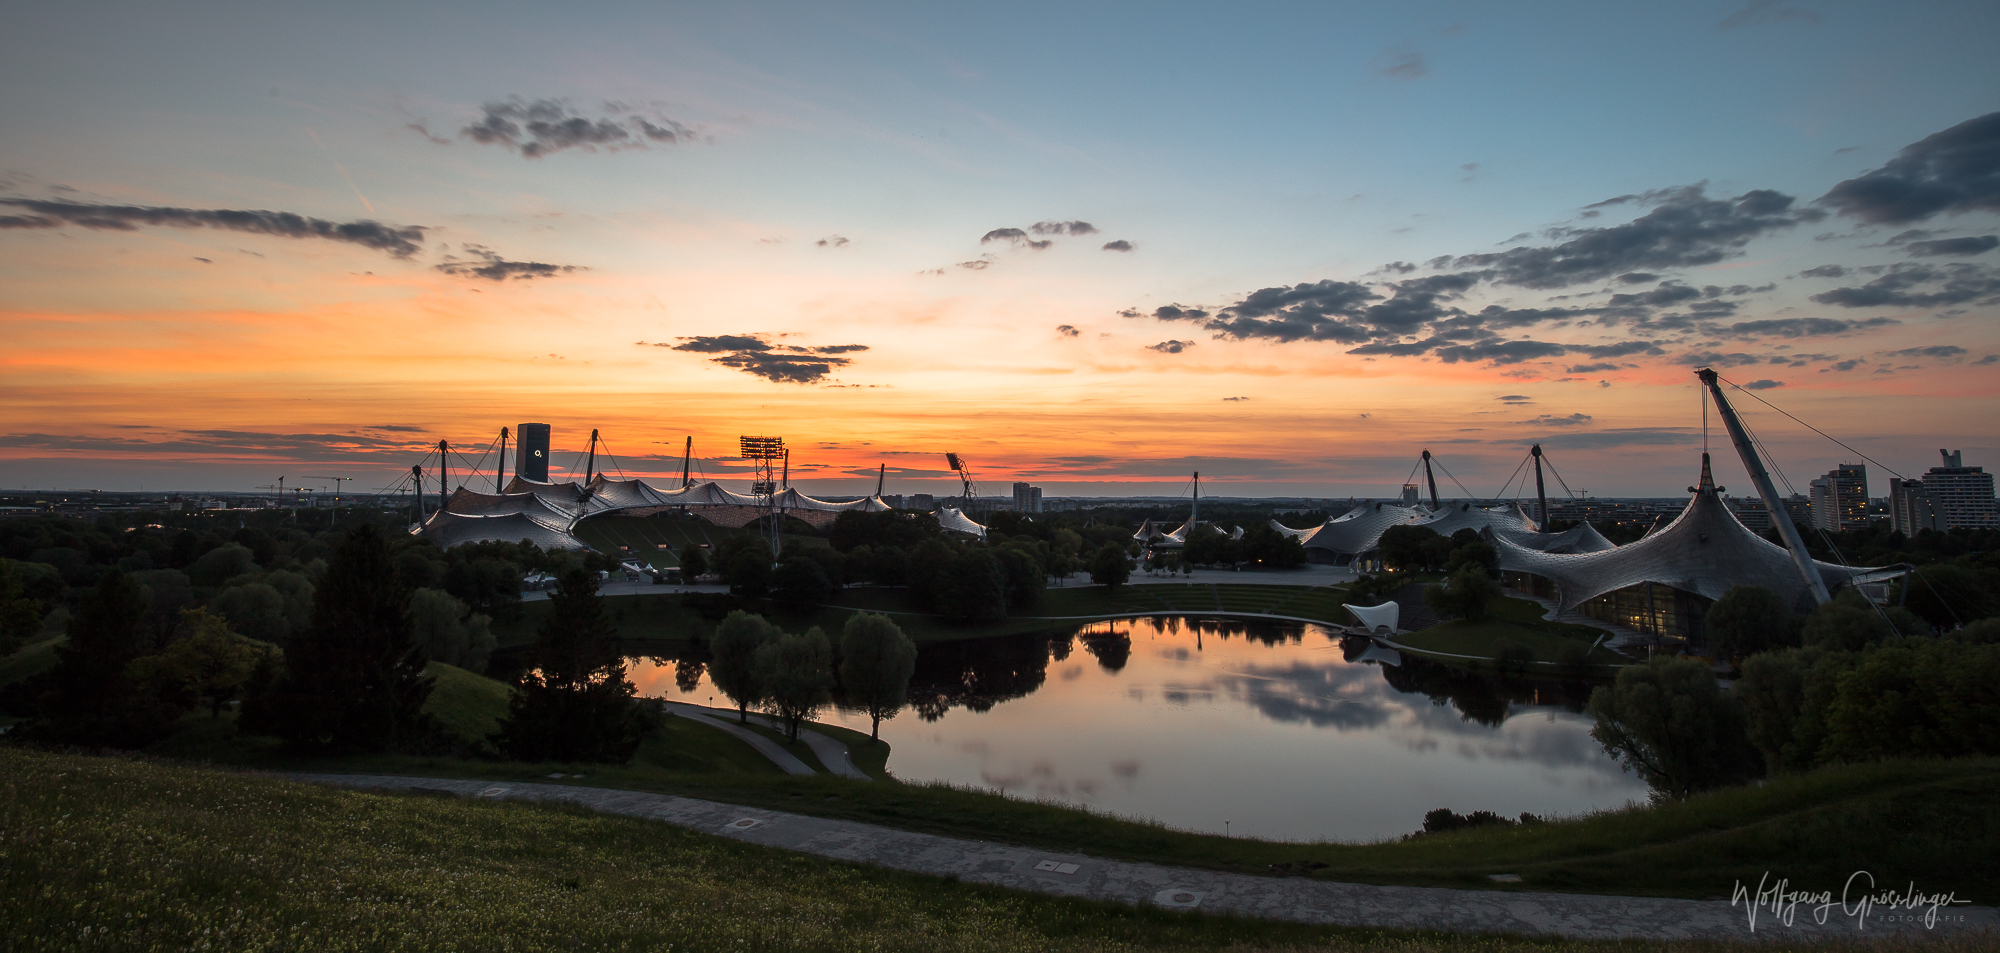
[1395,621,1627,668]
[423,661,514,751]
[18,749,1958,953]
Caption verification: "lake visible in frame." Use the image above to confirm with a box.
[626,615,1652,842]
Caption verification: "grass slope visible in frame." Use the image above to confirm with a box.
[4,748,1970,953]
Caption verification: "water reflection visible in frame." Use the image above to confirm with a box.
[627,616,1649,841]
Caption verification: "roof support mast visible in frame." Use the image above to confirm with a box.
[681,437,693,488]
[1191,471,1200,526]
[584,429,599,483]
[496,427,509,493]
[1531,444,1548,528]
[876,463,885,497]
[1421,450,1441,510]
[437,441,449,513]
[1696,368,1831,606]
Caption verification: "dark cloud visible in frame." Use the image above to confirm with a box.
[1976,355,2000,365]
[434,244,582,281]
[0,198,426,258]
[1564,362,1624,374]
[958,259,992,270]
[1717,0,1821,30]
[980,227,1051,250]
[1744,379,1785,390]
[1495,395,1533,404]
[1525,413,1592,427]
[1055,325,1080,337]
[1530,428,1699,450]
[816,235,850,248]
[1799,264,1846,278]
[1884,345,1968,360]
[1905,236,1998,257]
[1718,317,1896,338]
[1368,48,1425,80]
[1616,272,1660,284]
[1030,220,1097,236]
[1146,340,1195,354]
[1810,262,2000,308]
[460,98,691,159]
[1435,340,1568,365]
[1222,396,1250,402]
[644,334,869,384]
[1818,112,2000,225]
[1828,359,1863,372]
[1450,186,1819,289]
[1101,240,1134,252]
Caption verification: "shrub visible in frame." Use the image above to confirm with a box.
[1705,585,1793,659]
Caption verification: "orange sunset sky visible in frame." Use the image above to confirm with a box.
[3,3,1997,499]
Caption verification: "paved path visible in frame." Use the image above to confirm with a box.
[291,774,1994,942]
[664,705,814,776]
[665,703,872,781]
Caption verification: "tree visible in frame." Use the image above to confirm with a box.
[1801,594,1927,650]
[268,524,434,753]
[1736,647,1831,773]
[1816,639,2000,763]
[906,540,1007,620]
[839,612,916,740]
[713,535,774,598]
[771,555,833,611]
[709,610,780,723]
[1895,563,1998,630]
[1705,585,1794,659]
[1089,543,1131,591]
[669,543,704,581]
[1240,522,1306,568]
[755,626,834,741]
[495,569,651,763]
[1422,566,1500,623]
[127,608,272,718]
[1377,525,1442,572]
[1587,657,1762,800]
[1444,540,1498,576]
[0,558,47,658]
[409,587,496,672]
[994,544,1046,611]
[21,568,187,748]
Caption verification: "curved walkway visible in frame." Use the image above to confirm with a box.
[664,705,814,776]
[291,773,1995,942]
[665,702,871,781]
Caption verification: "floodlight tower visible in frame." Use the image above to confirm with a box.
[739,435,785,558]
[944,453,981,512]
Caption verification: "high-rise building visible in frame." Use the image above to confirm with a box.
[1924,450,1998,529]
[515,422,552,482]
[1888,477,1945,535]
[1400,484,1421,506]
[911,493,934,511]
[1011,482,1043,513]
[1809,463,1869,532]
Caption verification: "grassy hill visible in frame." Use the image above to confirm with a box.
[5,747,1977,953]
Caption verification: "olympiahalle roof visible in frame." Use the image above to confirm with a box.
[414,475,895,551]
[1493,455,1889,613]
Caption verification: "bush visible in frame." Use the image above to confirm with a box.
[1817,639,2000,763]
[1705,585,1794,659]
[1494,642,1533,676]
[1801,594,1929,650]
[1088,543,1132,591]
[770,556,833,612]
[1588,657,1762,799]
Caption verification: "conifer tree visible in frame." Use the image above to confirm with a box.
[24,569,186,747]
[495,568,651,762]
[269,524,434,752]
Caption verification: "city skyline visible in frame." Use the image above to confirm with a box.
[3,2,1997,497]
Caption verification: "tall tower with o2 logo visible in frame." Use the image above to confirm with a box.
[515,422,552,483]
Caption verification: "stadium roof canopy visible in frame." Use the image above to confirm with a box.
[1493,455,1898,614]
[413,475,894,551]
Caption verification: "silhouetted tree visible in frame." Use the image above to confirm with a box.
[22,569,187,747]
[771,555,833,611]
[709,610,780,723]
[1089,543,1131,591]
[1422,566,1500,623]
[1706,585,1794,659]
[495,568,651,763]
[1588,657,1761,800]
[756,626,833,741]
[269,524,434,753]
[676,543,709,581]
[838,612,916,740]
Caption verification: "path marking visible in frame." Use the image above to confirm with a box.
[725,818,763,831]
[1154,888,1204,908]
[1033,860,1080,874]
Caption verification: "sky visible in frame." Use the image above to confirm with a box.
[2,1,1997,501]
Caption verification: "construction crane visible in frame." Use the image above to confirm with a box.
[253,477,286,506]
[306,476,353,523]
[944,453,977,510]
